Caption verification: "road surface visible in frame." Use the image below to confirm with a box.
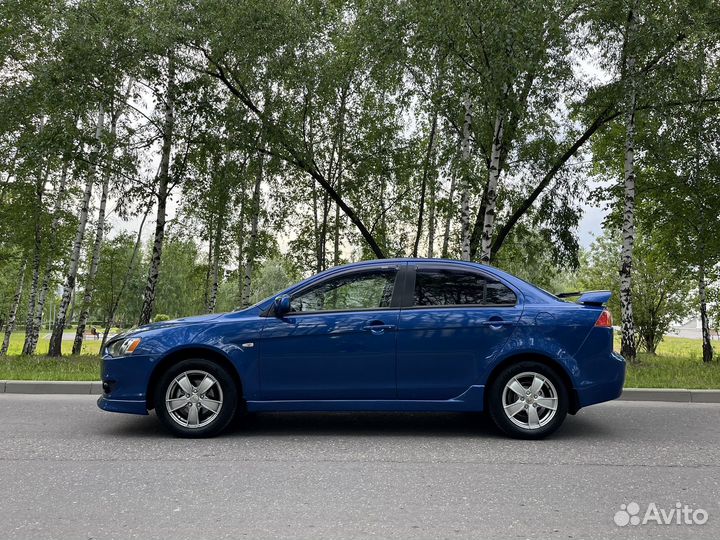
[0,395,718,539]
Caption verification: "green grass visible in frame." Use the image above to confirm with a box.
[0,355,101,381]
[1,331,719,388]
[623,336,720,389]
[3,330,108,356]
[0,330,104,381]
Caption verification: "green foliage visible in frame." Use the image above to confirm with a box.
[1,0,719,366]
[577,230,692,354]
[152,314,170,323]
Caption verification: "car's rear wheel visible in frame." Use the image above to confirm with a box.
[154,359,238,438]
[488,361,568,439]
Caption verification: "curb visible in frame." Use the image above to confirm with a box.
[618,388,720,404]
[0,381,719,403]
[0,381,103,395]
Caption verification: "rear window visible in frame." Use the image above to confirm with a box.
[413,268,516,307]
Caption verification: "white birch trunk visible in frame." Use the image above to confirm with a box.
[619,2,638,363]
[427,171,437,258]
[23,159,70,354]
[139,53,175,325]
[72,148,112,354]
[206,215,223,313]
[241,152,263,307]
[460,93,473,261]
[48,107,105,356]
[21,163,47,355]
[698,263,713,362]
[235,195,246,307]
[1,258,27,356]
[480,112,505,264]
[441,172,456,258]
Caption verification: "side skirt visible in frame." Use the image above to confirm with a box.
[246,385,485,413]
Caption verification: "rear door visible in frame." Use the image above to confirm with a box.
[396,264,523,400]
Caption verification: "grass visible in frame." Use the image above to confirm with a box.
[3,329,111,357]
[624,336,720,389]
[0,330,104,381]
[0,332,719,388]
[0,355,101,381]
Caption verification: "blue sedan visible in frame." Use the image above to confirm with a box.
[98,259,625,439]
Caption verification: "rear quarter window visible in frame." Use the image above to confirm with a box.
[414,268,516,307]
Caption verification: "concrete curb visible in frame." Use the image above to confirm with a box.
[0,381,719,403]
[0,381,102,395]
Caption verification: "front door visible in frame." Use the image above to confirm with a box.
[396,264,523,400]
[259,266,401,400]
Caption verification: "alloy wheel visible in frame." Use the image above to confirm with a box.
[501,371,558,430]
[164,370,224,428]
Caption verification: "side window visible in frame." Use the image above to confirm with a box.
[413,269,516,307]
[290,270,397,313]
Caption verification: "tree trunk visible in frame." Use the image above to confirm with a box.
[311,180,321,273]
[206,215,223,313]
[204,218,214,311]
[101,205,150,349]
[413,109,438,258]
[241,151,263,307]
[480,112,505,264]
[0,148,19,209]
[139,52,175,326]
[460,93,473,261]
[427,170,437,258]
[333,180,341,266]
[332,86,348,267]
[21,160,48,355]
[48,107,105,356]
[235,194,246,306]
[619,2,638,363]
[24,159,70,354]
[698,262,713,363]
[441,171,456,259]
[1,258,27,356]
[72,147,112,354]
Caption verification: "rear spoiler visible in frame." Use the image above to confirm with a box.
[556,290,611,306]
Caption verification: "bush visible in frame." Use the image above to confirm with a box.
[152,313,171,323]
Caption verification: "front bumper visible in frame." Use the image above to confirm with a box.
[97,353,157,415]
[97,396,148,415]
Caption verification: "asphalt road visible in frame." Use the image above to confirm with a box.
[0,396,718,539]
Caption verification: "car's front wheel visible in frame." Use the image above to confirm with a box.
[154,359,238,438]
[487,361,568,439]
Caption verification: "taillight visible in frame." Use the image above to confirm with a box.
[595,309,613,328]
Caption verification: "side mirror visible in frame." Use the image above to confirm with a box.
[273,294,291,317]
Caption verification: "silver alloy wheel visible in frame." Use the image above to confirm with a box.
[165,370,224,429]
[501,371,558,430]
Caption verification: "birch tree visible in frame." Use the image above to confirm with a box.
[139,52,175,326]
[619,0,640,363]
[48,107,105,357]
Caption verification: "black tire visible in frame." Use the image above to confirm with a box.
[154,358,238,438]
[487,361,568,440]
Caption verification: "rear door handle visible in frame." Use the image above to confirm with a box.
[481,319,515,327]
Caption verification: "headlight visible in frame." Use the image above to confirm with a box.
[106,337,142,357]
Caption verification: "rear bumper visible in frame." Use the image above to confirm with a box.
[97,396,148,415]
[576,351,626,408]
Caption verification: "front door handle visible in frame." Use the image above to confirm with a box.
[362,321,396,334]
